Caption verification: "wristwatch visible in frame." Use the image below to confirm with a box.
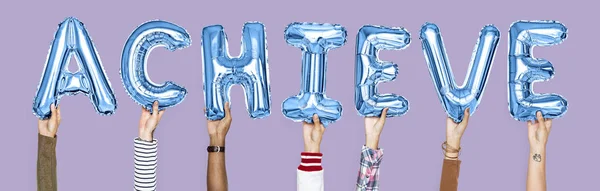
[207,146,225,152]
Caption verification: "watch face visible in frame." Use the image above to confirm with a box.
[208,146,221,152]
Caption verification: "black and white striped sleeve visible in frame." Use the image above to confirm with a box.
[134,138,158,191]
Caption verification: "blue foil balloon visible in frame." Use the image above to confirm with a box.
[202,22,271,120]
[121,20,190,111]
[355,25,410,117]
[419,23,500,123]
[32,17,117,119]
[282,22,346,126]
[508,20,568,122]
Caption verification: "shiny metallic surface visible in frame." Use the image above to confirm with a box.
[419,23,500,122]
[355,25,410,117]
[33,17,117,119]
[508,21,568,122]
[282,22,346,126]
[121,20,190,112]
[202,22,271,120]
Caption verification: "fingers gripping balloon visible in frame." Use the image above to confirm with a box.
[419,23,500,123]
[508,21,568,122]
[121,20,191,111]
[282,22,346,126]
[202,22,271,120]
[32,17,117,119]
[355,25,411,117]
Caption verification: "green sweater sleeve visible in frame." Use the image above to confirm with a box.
[37,134,57,191]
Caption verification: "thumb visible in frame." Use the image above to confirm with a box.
[379,108,388,121]
[378,108,388,128]
[461,108,470,124]
[50,104,57,119]
[56,105,61,119]
[312,114,321,126]
[224,102,231,120]
[151,101,159,118]
[55,105,61,124]
[458,108,470,131]
[536,111,546,130]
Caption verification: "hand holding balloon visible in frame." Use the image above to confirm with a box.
[364,108,389,150]
[138,101,166,142]
[445,108,470,160]
[525,111,552,191]
[38,104,61,138]
[303,114,326,153]
[207,102,233,146]
[527,111,552,154]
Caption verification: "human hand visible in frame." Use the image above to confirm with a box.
[207,102,232,146]
[445,108,470,159]
[303,114,325,153]
[364,108,389,150]
[528,111,552,155]
[139,101,165,141]
[38,104,61,138]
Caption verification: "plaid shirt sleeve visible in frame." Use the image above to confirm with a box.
[356,145,384,191]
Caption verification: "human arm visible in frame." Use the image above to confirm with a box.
[206,102,232,191]
[440,108,470,191]
[526,111,552,191]
[37,104,60,191]
[134,101,165,191]
[356,108,388,191]
[297,114,326,191]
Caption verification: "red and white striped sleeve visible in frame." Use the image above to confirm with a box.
[297,152,324,191]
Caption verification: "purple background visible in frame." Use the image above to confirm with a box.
[1,0,597,190]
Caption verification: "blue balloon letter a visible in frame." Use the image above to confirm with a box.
[33,17,117,119]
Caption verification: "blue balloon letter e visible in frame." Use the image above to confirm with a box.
[33,17,117,119]
[355,25,411,118]
[508,21,568,122]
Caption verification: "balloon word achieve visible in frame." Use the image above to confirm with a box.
[33,17,568,126]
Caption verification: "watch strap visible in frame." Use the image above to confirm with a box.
[207,146,225,152]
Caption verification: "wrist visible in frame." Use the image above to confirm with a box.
[444,152,459,160]
[529,147,546,154]
[446,139,460,149]
[139,134,153,142]
[443,141,461,160]
[366,140,379,150]
[298,152,323,171]
[304,145,320,153]
[209,136,225,146]
[39,131,55,138]
[366,135,380,150]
